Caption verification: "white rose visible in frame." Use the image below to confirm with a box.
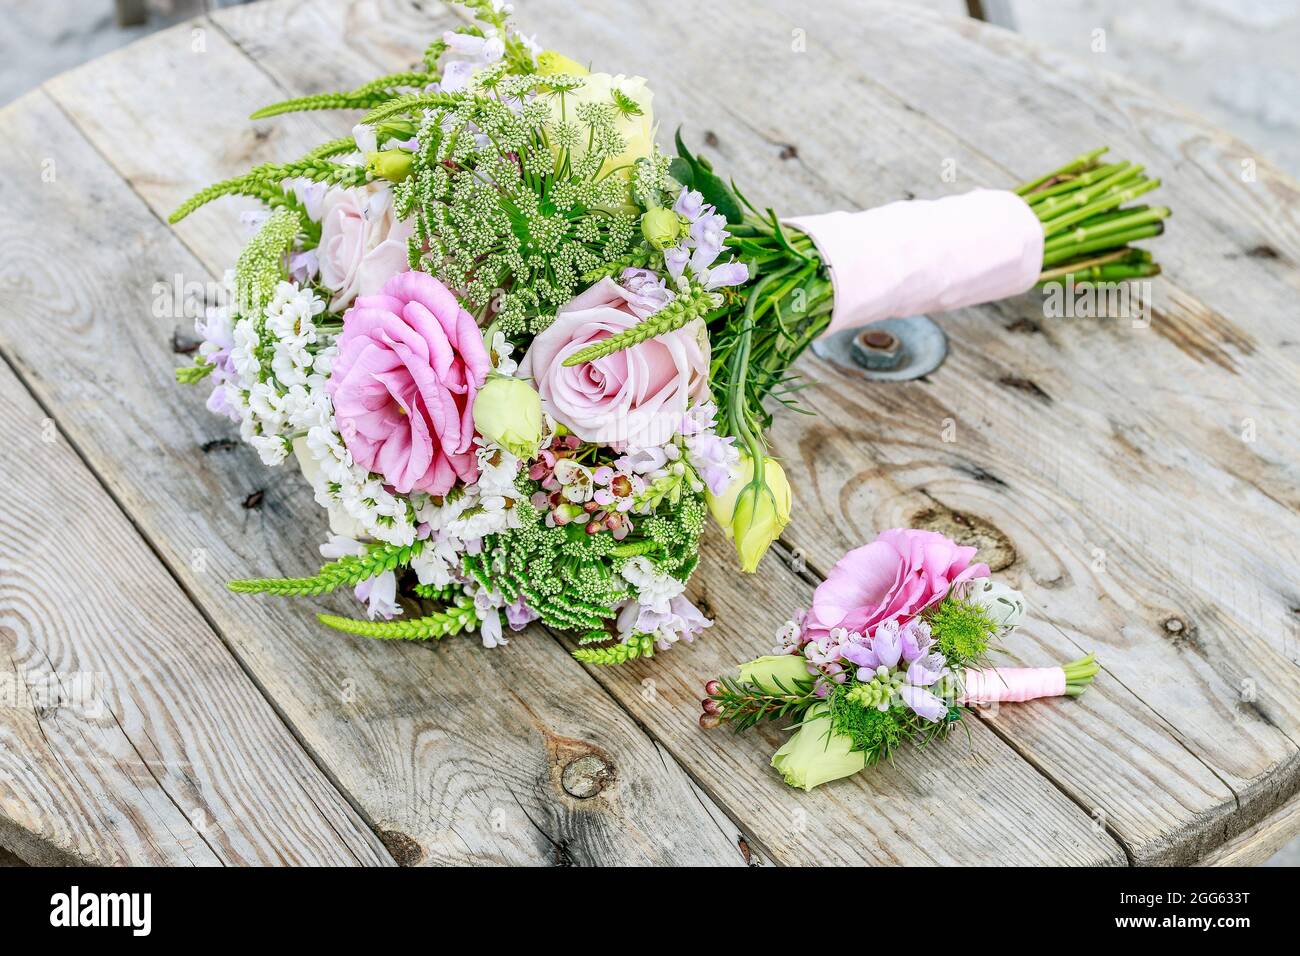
[316,184,414,311]
[548,72,655,177]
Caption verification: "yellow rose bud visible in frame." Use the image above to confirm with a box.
[706,454,792,572]
[365,149,413,182]
[770,703,865,791]
[640,207,682,249]
[472,375,544,459]
[536,50,588,76]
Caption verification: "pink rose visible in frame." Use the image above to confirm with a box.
[519,278,710,448]
[806,529,989,639]
[317,184,414,311]
[328,271,490,495]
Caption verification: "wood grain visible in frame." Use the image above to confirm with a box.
[2,0,1291,864]
[1200,791,1300,867]
[504,0,1300,863]
[0,77,746,864]
[213,0,1124,866]
[0,359,387,865]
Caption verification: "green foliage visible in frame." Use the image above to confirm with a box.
[169,154,367,224]
[250,89,401,120]
[830,686,904,762]
[318,596,477,641]
[636,492,706,576]
[228,540,424,597]
[464,496,631,633]
[572,633,655,665]
[561,285,723,366]
[670,128,744,224]
[926,597,997,669]
[235,208,301,316]
[830,683,960,766]
[708,674,817,731]
[175,360,214,385]
[411,582,458,602]
[391,81,646,332]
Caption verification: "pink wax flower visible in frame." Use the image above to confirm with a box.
[328,271,490,495]
[519,278,710,450]
[805,529,989,640]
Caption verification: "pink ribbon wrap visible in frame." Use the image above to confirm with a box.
[784,189,1044,338]
[959,666,1067,704]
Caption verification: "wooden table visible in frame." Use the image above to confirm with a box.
[1,0,1297,867]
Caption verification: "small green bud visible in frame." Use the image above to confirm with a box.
[640,207,683,249]
[472,375,544,459]
[365,149,414,182]
[706,454,792,573]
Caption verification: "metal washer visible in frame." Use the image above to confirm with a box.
[811,315,949,381]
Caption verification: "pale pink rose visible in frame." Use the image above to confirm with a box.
[317,184,415,311]
[806,529,989,640]
[327,271,490,495]
[519,278,709,449]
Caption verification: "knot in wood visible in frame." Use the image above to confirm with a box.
[561,754,613,798]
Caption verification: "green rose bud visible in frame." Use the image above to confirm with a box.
[640,207,683,249]
[375,118,417,140]
[770,702,865,791]
[737,655,811,695]
[706,454,792,573]
[472,375,544,459]
[365,149,414,182]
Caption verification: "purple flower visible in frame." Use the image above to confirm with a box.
[899,618,934,664]
[620,267,674,315]
[872,619,903,668]
[663,243,690,281]
[839,631,879,670]
[505,598,539,631]
[673,187,705,220]
[704,260,749,290]
[688,213,728,274]
[355,570,400,620]
[194,307,241,422]
[906,652,947,687]
[900,684,948,722]
[289,248,319,284]
[617,595,711,650]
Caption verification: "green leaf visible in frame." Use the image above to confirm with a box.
[672,127,744,225]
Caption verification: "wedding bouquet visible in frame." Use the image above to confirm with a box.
[700,529,1098,790]
[172,0,1166,662]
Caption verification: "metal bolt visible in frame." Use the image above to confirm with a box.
[851,327,904,370]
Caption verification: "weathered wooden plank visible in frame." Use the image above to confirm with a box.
[507,0,1300,863]
[1199,791,1300,867]
[3,78,746,864]
[217,0,1126,866]
[0,358,387,865]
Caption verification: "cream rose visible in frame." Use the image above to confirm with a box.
[548,72,655,177]
[317,183,414,311]
[519,278,709,450]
